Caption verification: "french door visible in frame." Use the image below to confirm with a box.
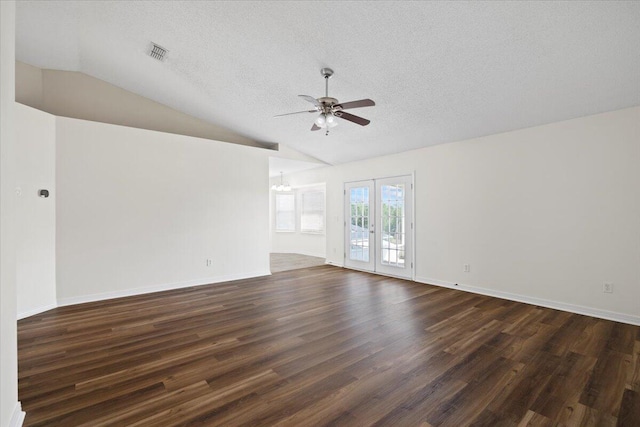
[344,175,413,279]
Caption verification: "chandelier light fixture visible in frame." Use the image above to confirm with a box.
[271,171,291,191]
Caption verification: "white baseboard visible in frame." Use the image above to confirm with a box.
[17,303,57,320]
[9,402,25,427]
[415,276,640,326]
[325,260,344,267]
[56,270,271,308]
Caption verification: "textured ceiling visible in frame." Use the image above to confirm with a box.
[268,157,323,178]
[16,1,640,165]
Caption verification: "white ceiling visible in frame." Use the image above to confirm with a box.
[268,157,323,178]
[16,1,640,165]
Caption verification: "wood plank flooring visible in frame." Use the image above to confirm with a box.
[270,252,326,273]
[18,265,640,426]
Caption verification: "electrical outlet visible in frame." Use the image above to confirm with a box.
[206,259,212,267]
[603,282,613,293]
[463,264,470,273]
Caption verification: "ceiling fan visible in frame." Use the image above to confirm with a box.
[274,68,375,135]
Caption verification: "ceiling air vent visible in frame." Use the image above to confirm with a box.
[148,42,168,61]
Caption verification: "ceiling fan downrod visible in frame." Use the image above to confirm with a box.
[320,67,333,98]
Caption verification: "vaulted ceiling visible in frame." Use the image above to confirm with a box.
[16,1,640,165]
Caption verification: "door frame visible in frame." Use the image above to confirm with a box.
[344,173,415,280]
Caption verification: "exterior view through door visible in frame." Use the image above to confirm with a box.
[344,175,413,279]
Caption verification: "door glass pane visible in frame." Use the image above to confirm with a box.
[381,184,405,267]
[349,187,369,262]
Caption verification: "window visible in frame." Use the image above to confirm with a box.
[300,189,325,233]
[275,193,295,232]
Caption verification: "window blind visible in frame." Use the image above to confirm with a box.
[275,193,295,231]
[300,190,324,233]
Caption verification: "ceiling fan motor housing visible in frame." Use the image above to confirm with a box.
[318,97,340,114]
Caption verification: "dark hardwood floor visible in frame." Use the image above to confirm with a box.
[270,252,325,273]
[18,265,640,426]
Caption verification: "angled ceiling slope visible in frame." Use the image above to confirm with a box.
[16,1,640,165]
[15,61,275,150]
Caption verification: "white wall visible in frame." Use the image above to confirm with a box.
[16,104,56,319]
[14,62,41,111]
[283,106,640,324]
[271,229,326,258]
[56,117,270,304]
[0,1,25,426]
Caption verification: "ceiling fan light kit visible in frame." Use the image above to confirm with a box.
[275,68,375,136]
[315,112,338,128]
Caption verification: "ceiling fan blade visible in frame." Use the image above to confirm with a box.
[274,110,317,118]
[336,111,370,126]
[335,99,375,110]
[311,123,321,131]
[299,95,321,108]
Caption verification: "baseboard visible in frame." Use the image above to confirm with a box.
[325,260,344,267]
[56,270,271,308]
[17,303,57,320]
[9,402,25,427]
[415,276,640,326]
